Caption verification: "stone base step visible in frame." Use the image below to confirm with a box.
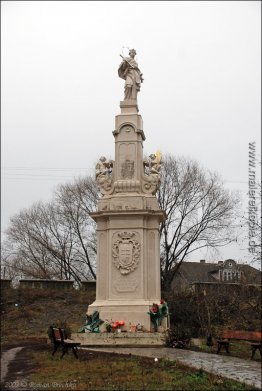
[71,332,166,347]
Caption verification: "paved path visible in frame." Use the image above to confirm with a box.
[84,347,262,389]
[1,347,24,384]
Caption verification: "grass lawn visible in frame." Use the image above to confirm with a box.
[22,344,252,391]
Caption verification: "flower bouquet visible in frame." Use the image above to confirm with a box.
[112,320,125,333]
[78,311,104,333]
[148,299,169,332]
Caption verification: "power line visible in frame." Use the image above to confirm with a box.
[2,167,92,171]
[2,177,76,180]
[2,167,257,186]
[1,173,80,178]
[1,169,251,183]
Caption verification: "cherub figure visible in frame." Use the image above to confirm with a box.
[95,156,114,194]
[144,151,162,176]
[143,151,162,194]
[149,153,161,176]
[95,156,113,179]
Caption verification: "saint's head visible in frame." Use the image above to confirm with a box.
[129,49,136,58]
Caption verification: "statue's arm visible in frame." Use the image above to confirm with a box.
[118,61,128,80]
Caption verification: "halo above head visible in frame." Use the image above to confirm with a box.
[129,48,137,55]
[155,150,162,163]
[121,46,130,56]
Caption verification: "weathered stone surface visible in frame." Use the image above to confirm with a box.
[89,56,166,335]
[71,332,166,347]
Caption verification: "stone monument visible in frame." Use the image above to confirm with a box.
[87,49,166,333]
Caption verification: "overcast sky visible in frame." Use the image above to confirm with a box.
[1,1,261,266]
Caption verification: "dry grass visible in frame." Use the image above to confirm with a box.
[0,287,259,390]
[28,346,251,391]
[1,287,94,344]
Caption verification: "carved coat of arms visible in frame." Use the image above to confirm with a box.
[121,159,135,179]
[112,232,140,275]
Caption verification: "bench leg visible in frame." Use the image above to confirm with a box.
[72,347,78,359]
[251,346,262,360]
[52,343,59,356]
[60,346,68,359]
[217,342,229,354]
[251,346,256,360]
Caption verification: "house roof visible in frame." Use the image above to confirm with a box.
[177,262,219,284]
[238,264,262,284]
[176,261,261,285]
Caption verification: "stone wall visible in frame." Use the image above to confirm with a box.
[19,279,74,290]
[0,279,12,290]
[80,280,96,294]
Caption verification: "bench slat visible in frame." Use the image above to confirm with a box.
[50,326,80,359]
[222,330,262,341]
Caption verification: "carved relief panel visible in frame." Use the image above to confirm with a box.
[118,143,136,180]
[112,231,140,275]
[113,276,139,293]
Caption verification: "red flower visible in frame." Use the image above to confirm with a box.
[112,320,125,329]
[160,299,165,304]
[151,304,159,313]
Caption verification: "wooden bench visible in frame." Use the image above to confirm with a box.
[217,330,262,359]
[50,326,81,359]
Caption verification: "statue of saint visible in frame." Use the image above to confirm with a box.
[118,49,143,101]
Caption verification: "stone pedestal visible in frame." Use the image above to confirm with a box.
[71,332,166,347]
[88,100,166,333]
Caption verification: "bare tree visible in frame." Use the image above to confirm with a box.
[54,175,98,280]
[3,204,60,280]
[3,176,99,284]
[2,156,241,288]
[158,155,240,290]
